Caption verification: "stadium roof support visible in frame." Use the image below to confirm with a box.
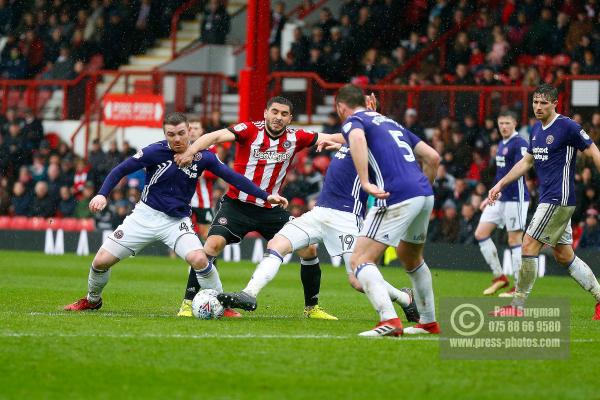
[239,0,270,121]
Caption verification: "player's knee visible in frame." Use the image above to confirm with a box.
[267,235,292,256]
[296,244,317,259]
[92,249,118,270]
[187,250,209,270]
[474,229,487,242]
[553,249,573,266]
[203,237,226,257]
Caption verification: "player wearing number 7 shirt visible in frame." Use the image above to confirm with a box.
[335,84,441,337]
[63,112,287,311]
[174,96,345,320]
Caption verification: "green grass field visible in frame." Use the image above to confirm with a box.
[1,250,599,400]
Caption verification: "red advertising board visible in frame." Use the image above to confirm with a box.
[103,94,165,128]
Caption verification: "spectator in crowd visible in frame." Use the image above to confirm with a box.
[29,154,47,183]
[404,108,426,141]
[430,199,460,243]
[1,47,27,79]
[269,46,286,72]
[10,181,32,216]
[57,185,76,217]
[270,1,286,47]
[46,163,62,204]
[73,183,94,218]
[105,140,123,170]
[579,209,600,249]
[22,109,44,150]
[317,7,338,41]
[88,139,108,188]
[458,203,479,244]
[201,0,230,45]
[30,181,56,218]
[72,158,90,200]
[121,141,137,158]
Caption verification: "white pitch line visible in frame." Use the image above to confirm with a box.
[0,332,597,343]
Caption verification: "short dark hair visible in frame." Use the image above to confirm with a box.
[335,84,366,108]
[533,84,558,102]
[266,96,293,114]
[163,112,188,127]
[498,110,518,122]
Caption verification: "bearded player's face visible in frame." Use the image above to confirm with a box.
[264,103,292,136]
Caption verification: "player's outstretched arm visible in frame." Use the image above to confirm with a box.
[205,152,287,206]
[488,152,534,204]
[95,157,146,209]
[348,128,389,199]
[414,141,441,184]
[582,142,600,172]
[174,128,235,167]
[316,132,346,147]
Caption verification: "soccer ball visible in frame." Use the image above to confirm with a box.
[191,289,224,320]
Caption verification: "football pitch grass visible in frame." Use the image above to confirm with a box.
[1,250,599,399]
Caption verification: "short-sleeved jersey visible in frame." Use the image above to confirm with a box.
[226,121,318,208]
[191,146,217,209]
[341,110,433,207]
[527,114,592,206]
[316,145,367,217]
[495,132,530,202]
[98,141,268,218]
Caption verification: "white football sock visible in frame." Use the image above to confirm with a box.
[513,256,537,308]
[478,238,503,277]
[510,245,522,284]
[243,250,283,297]
[342,253,409,306]
[355,263,397,321]
[87,265,111,303]
[194,261,223,293]
[407,261,436,323]
[384,282,410,307]
[568,257,600,302]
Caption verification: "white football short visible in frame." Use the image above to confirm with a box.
[278,206,362,259]
[101,202,202,260]
[525,203,574,246]
[360,195,434,247]
[480,200,529,231]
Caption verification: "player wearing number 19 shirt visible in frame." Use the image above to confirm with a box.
[175,97,343,320]
[489,84,600,320]
[334,84,441,337]
[63,113,286,311]
[217,141,420,324]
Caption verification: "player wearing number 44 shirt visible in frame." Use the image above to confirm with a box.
[216,94,420,325]
[476,111,530,297]
[63,113,287,312]
[174,96,346,320]
[335,84,442,337]
[489,84,600,320]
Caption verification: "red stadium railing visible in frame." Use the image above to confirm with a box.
[270,71,541,125]
[170,0,200,58]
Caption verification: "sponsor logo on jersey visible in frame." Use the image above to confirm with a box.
[233,123,247,132]
[532,147,549,161]
[114,230,124,239]
[546,135,554,145]
[218,217,227,225]
[251,149,291,162]
[132,150,143,159]
[580,129,590,140]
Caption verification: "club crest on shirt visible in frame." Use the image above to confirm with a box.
[132,150,143,159]
[546,135,554,145]
[218,217,227,225]
[114,230,124,239]
[193,152,203,161]
[580,129,590,140]
[502,148,508,155]
[283,140,291,149]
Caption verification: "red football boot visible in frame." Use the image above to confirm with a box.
[593,303,600,320]
[358,318,403,337]
[64,297,102,311]
[404,321,441,335]
[483,275,509,295]
[223,308,242,318]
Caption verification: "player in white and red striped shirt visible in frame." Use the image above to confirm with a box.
[176,97,344,319]
[188,119,216,239]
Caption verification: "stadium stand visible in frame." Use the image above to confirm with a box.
[0,0,599,250]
